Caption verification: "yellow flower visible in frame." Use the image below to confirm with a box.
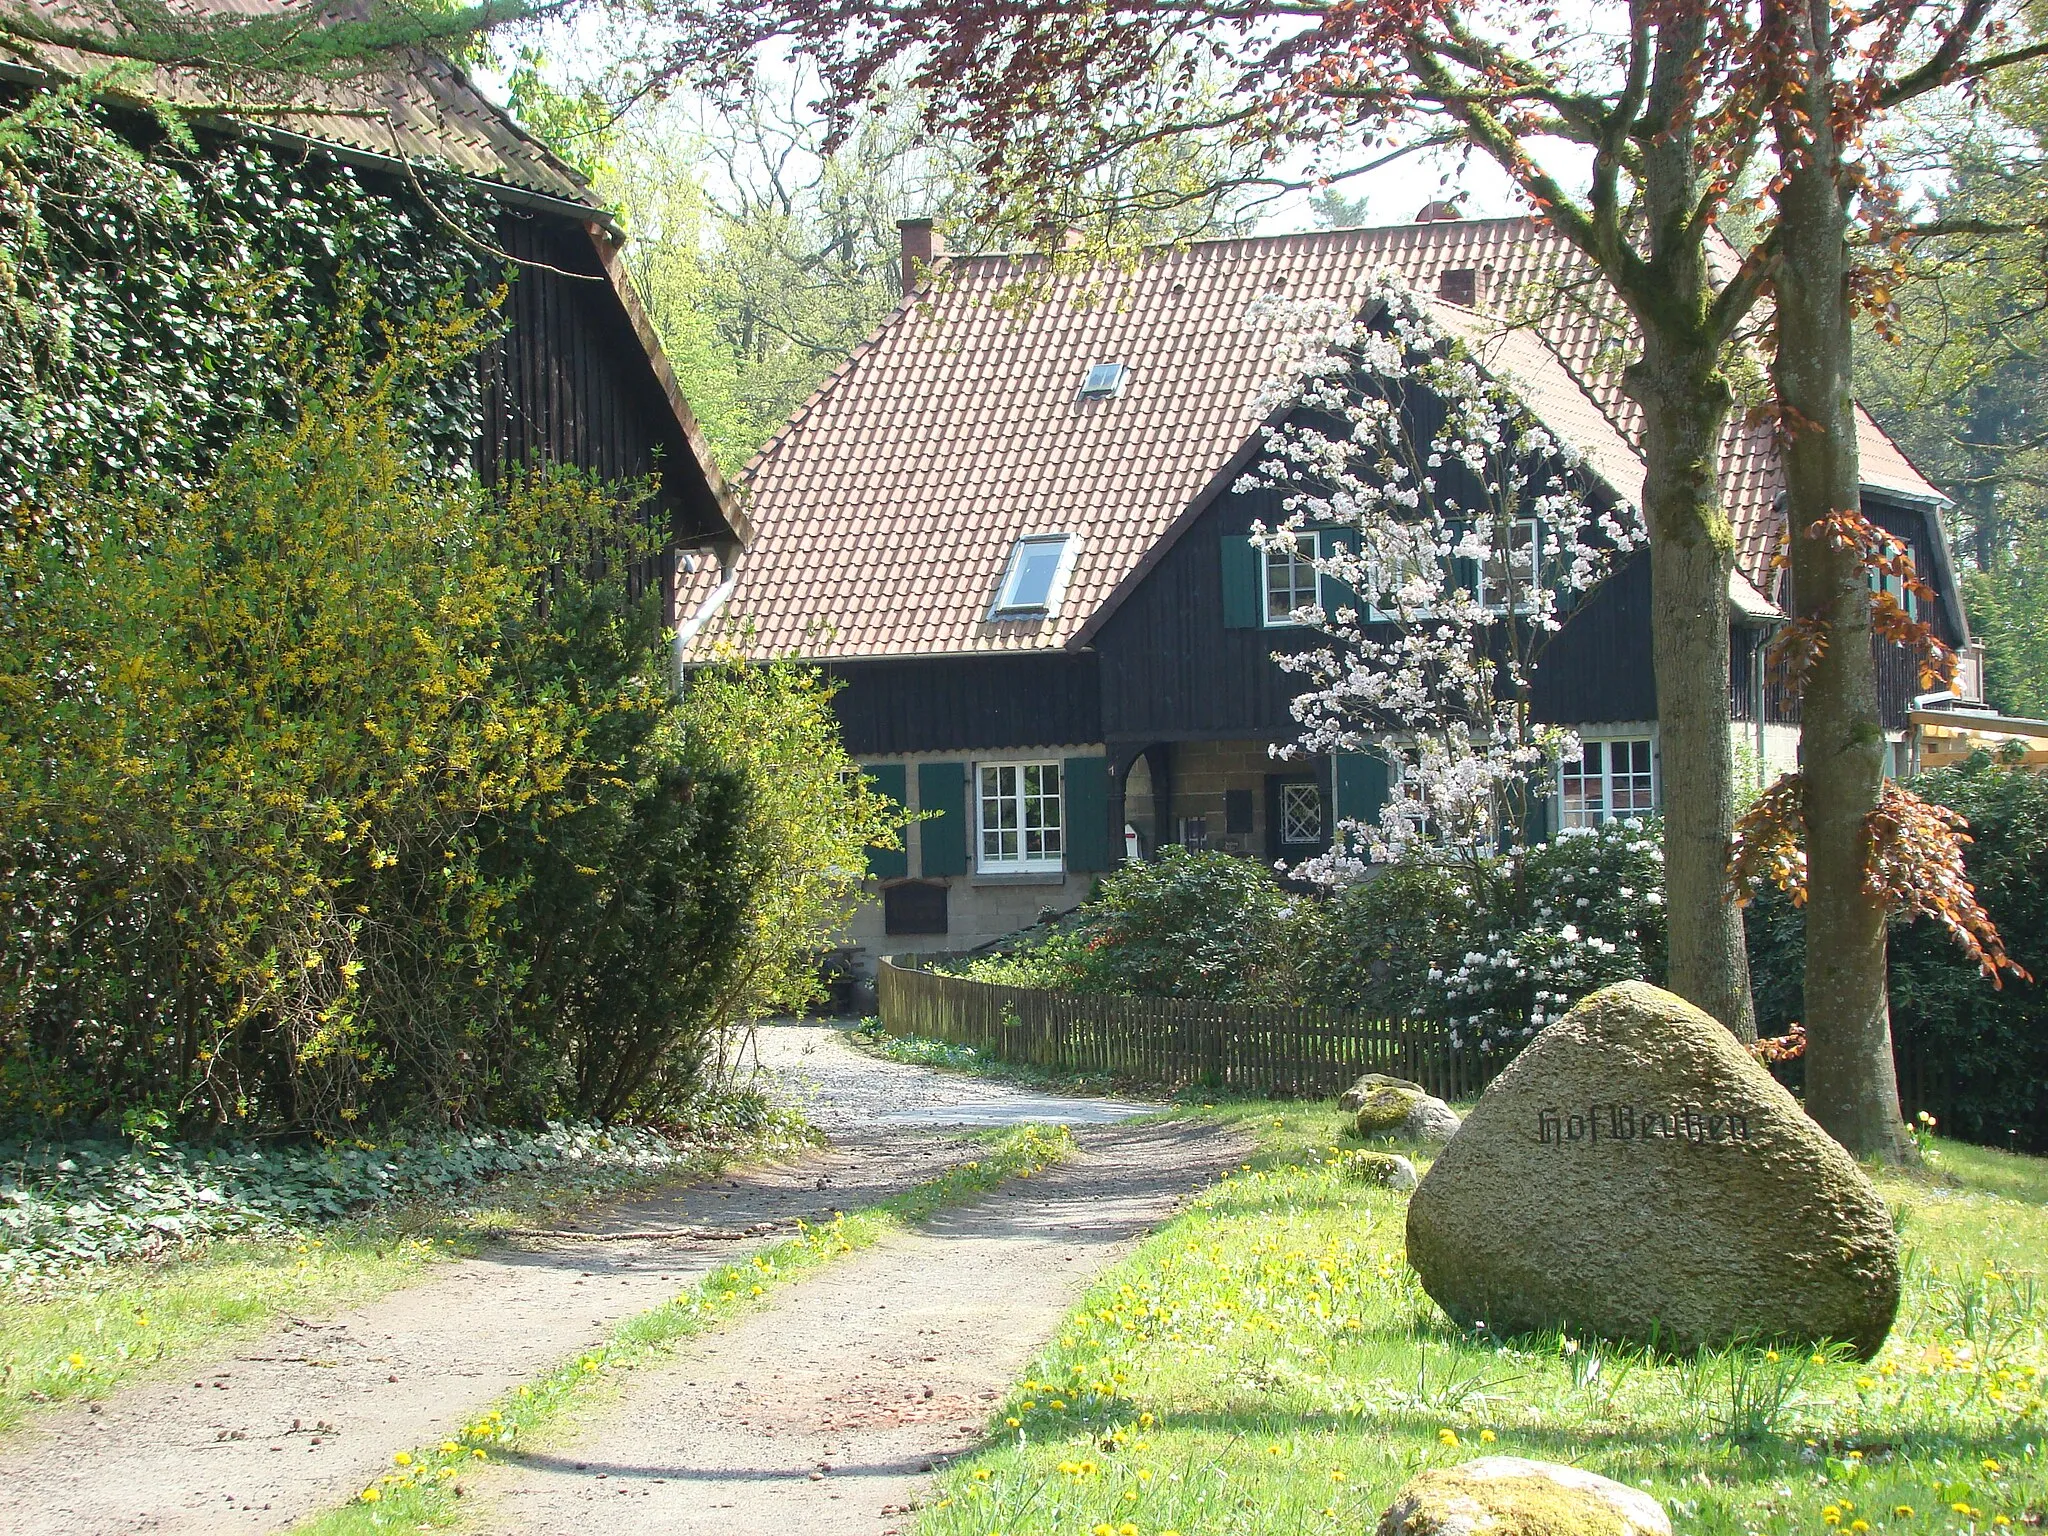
[1138,1412,1154,1427]
[1892,1508,1915,1519]
[1983,1458,2002,1473]
[1849,1523,1869,1533]
[1329,1469,1346,1482]
[359,1489,381,1504]
[1091,1524,1115,1536]
[1004,1417,1020,1429]
[973,1469,992,1481]
[1119,1525,1139,1536]
[1822,1505,1842,1526]
[1766,1350,1781,1362]
[440,1442,459,1455]
[134,1314,149,1327]
[1438,1428,1459,1447]
[65,1353,84,1370]
[1050,1399,1067,1410]
[1479,1429,1497,1443]
[393,1452,412,1466]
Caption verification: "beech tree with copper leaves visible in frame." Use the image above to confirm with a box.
[641,0,2035,1155]
[1729,0,2033,1160]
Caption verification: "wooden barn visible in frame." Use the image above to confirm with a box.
[2,7,746,589]
[686,213,1977,970]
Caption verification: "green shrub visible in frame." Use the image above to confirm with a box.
[943,850,1325,1005]
[0,313,887,1136]
[1749,758,2048,1150]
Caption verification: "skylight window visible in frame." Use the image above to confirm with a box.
[1079,362,1127,399]
[992,534,1075,617]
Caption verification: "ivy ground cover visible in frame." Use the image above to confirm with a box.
[0,1099,810,1434]
[915,1103,2047,1536]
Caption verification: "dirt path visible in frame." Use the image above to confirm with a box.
[0,1026,1170,1536]
[470,1119,1246,1536]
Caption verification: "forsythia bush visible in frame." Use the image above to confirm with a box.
[0,325,894,1137]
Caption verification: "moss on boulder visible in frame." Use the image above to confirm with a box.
[1340,1072,1426,1110]
[1354,1085,1424,1135]
[1377,1457,1671,1536]
[1337,1150,1418,1190]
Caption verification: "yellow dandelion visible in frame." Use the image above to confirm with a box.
[1892,1507,1915,1518]
[1822,1505,1842,1526]
[359,1488,381,1504]
[393,1452,412,1466]
[1437,1428,1459,1447]
[1479,1429,1497,1443]
[65,1353,84,1370]
[1004,1417,1020,1429]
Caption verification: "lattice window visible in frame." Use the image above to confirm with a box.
[978,762,1064,871]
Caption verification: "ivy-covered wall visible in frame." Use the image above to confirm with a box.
[1,91,497,502]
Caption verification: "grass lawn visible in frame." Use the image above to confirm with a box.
[0,1117,813,1437]
[914,1100,2048,1536]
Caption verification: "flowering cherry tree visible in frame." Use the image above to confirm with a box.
[1239,274,1643,884]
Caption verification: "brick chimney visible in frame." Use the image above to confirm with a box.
[898,218,944,293]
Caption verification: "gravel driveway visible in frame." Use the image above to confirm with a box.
[0,1024,1226,1536]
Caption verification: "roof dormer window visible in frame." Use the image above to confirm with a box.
[992,533,1076,618]
[1079,362,1127,399]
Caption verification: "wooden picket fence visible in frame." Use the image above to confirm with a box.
[876,954,1498,1101]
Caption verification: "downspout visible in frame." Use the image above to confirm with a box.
[673,551,739,689]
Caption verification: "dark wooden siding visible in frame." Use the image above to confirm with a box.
[476,212,729,557]
[1527,552,1660,725]
[1095,488,1325,743]
[825,653,1102,756]
[1097,490,1664,742]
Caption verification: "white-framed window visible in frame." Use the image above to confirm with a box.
[1559,737,1656,829]
[1869,546,1919,622]
[992,534,1077,618]
[1280,782,1325,844]
[1264,533,1319,626]
[977,761,1064,872]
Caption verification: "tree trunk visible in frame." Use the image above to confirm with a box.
[1622,20,1757,1040]
[1627,340,1757,1039]
[1772,0,1910,1160]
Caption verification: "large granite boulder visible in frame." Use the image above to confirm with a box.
[1378,1457,1671,1536]
[1405,981,1900,1357]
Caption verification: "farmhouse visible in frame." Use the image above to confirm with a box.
[2,5,747,587]
[685,212,1976,966]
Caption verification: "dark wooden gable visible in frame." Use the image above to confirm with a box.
[478,211,733,561]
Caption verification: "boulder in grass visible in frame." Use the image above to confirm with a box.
[1337,1150,1418,1191]
[1377,1457,1671,1536]
[1354,1085,1424,1135]
[1406,981,1901,1358]
[1402,1095,1462,1145]
[1340,1072,1426,1111]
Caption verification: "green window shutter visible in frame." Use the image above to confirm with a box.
[1335,752,1389,841]
[861,763,908,880]
[917,761,969,876]
[1220,535,1262,629]
[1318,527,1361,616]
[1063,756,1111,872]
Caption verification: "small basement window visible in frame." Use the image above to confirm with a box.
[1079,362,1128,398]
[992,533,1075,617]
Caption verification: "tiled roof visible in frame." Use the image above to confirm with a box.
[5,0,595,207]
[705,217,1941,661]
